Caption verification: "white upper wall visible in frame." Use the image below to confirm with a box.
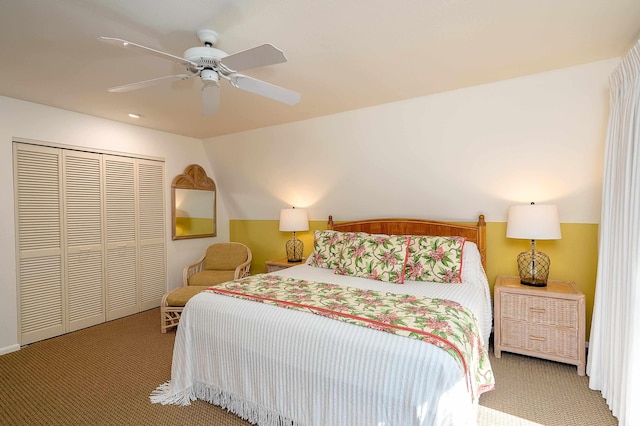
[0,96,229,353]
[203,58,618,224]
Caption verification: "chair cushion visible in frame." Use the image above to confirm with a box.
[204,243,248,270]
[165,286,209,307]
[187,270,237,286]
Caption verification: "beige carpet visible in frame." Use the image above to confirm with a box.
[478,347,617,425]
[0,308,617,425]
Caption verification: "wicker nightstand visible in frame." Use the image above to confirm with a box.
[265,258,306,273]
[494,275,586,375]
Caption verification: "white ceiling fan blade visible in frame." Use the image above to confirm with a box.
[231,75,301,105]
[108,74,194,93]
[202,85,220,115]
[220,44,287,72]
[98,36,197,68]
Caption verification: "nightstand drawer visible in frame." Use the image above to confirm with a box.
[501,320,579,359]
[500,293,578,328]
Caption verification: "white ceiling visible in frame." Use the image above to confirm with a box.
[1,0,639,139]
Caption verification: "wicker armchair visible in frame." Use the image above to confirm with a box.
[161,242,252,333]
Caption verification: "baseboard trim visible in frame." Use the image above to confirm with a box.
[0,344,20,355]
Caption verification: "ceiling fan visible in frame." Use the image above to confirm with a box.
[98,29,301,115]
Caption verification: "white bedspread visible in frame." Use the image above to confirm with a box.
[151,242,493,426]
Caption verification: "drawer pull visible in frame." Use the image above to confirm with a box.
[529,308,546,314]
[529,335,546,341]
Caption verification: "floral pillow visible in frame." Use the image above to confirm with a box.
[404,236,466,283]
[308,230,367,269]
[336,235,410,283]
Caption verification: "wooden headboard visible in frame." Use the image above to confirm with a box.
[328,215,487,270]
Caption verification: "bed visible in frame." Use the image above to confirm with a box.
[151,215,495,425]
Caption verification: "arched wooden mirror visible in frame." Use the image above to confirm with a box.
[172,164,216,240]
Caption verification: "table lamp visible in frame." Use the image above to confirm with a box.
[279,207,309,262]
[506,203,562,286]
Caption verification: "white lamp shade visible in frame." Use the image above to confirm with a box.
[279,208,309,232]
[506,204,562,240]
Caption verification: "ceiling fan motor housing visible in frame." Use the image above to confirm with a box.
[184,46,229,73]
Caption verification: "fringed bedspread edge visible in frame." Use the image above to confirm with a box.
[150,381,301,426]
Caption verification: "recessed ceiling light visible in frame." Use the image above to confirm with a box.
[128,113,142,119]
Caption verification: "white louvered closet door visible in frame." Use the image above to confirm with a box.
[14,144,64,345]
[104,155,139,321]
[15,142,166,343]
[63,151,105,332]
[138,159,166,310]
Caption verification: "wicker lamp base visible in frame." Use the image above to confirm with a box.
[516,250,550,287]
[285,238,304,263]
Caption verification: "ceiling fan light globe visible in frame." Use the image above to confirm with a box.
[200,68,219,84]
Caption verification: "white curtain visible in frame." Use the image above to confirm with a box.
[587,40,640,426]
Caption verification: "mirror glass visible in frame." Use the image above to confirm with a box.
[174,189,215,237]
[171,165,216,240]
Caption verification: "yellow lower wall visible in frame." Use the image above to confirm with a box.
[230,220,599,338]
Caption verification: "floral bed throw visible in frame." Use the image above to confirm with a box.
[205,274,495,400]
